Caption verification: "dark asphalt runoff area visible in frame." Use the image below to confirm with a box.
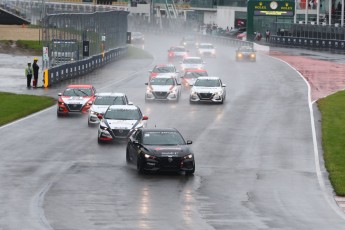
[0,34,345,229]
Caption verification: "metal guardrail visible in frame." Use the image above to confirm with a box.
[269,35,345,51]
[46,46,127,86]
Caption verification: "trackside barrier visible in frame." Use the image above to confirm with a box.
[135,27,254,48]
[270,35,345,51]
[46,46,127,87]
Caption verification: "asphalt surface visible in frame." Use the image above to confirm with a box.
[0,34,345,229]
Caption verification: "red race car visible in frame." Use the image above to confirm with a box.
[148,64,179,80]
[180,68,208,89]
[57,84,97,117]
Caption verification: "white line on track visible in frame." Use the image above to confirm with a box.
[271,56,345,220]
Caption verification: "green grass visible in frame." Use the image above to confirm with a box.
[126,45,153,59]
[16,40,43,54]
[0,92,55,126]
[318,90,345,196]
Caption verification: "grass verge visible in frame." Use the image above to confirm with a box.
[317,90,345,196]
[126,45,153,59]
[16,40,43,54]
[0,92,55,127]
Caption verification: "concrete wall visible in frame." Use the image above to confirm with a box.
[216,6,246,29]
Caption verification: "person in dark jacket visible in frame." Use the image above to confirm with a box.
[32,57,39,88]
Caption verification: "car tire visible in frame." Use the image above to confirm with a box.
[97,138,103,144]
[88,120,92,127]
[57,112,63,117]
[186,164,195,175]
[137,157,145,174]
[126,146,131,163]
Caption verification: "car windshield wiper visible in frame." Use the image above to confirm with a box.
[74,89,89,96]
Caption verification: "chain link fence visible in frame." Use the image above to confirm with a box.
[42,10,128,68]
[40,10,129,86]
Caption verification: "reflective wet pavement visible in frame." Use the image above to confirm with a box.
[269,47,345,101]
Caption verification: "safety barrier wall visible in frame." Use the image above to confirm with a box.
[269,35,345,51]
[46,46,127,86]
[136,27,254,48]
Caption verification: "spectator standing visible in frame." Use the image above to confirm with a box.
[32,57,39,88]
[265,29,270,42]
[25,62,33,88]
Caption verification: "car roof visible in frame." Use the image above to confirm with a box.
[184,57,202,60]
[170,46,185,49]
[66,84,93,88]
[96,92,125,97]
[153,75,176,79]
[185,68,207,73]
[107,105,138,110]
[140,128,178,133]
[154,64,175,67]
[196,76,220,80]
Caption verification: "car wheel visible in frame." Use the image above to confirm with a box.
[137,157,145,174]
[186,164,195,175]
[57,112,62,117]
[97,138,103,144]
[126,146,131,163]
[88,120,92,127]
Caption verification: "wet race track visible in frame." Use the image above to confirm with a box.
[1,34,345,230]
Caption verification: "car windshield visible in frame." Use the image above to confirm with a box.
[153,66,175,73]
[194,79,221,87]
[132,32,142,37]
[142,131,186,145]
[183,59,202,64]
[171,47,186,52]
[184,71,208,78]
[239,47,253,52]
[94,96,126,105]
[104,108,140,120]
[150,78,175,85]
[199,44,214,49]
[63,88,92,96]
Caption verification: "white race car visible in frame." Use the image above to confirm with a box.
[88,93,132,126]
[145,75,181,102]
[197,43,216,57]
[189,76,226,104]
[180,57,205,72]
[97,105,148,143]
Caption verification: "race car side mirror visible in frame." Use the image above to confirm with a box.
[97,114,103,119]
[222,84,226,87]
[58,93,62,96]
[187,140,193,145]
[128,101,133,105]
[142,115,149,120]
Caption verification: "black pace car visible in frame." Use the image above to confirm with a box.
[126,128,195,174]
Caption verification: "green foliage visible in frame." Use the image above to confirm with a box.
[0,92,55,126]
[16,40,43,54]
[126,46,153,59]
[318,90,345,196]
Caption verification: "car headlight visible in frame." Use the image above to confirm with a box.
[90,110,98,115]
[100,125,108,131]
[170,88,177,93]
[183,154,193,159]
[144,153,156,159]
[237,53,243,58]
[250,53,256,58]
[183,42,187,45]
[215,91,223,96]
